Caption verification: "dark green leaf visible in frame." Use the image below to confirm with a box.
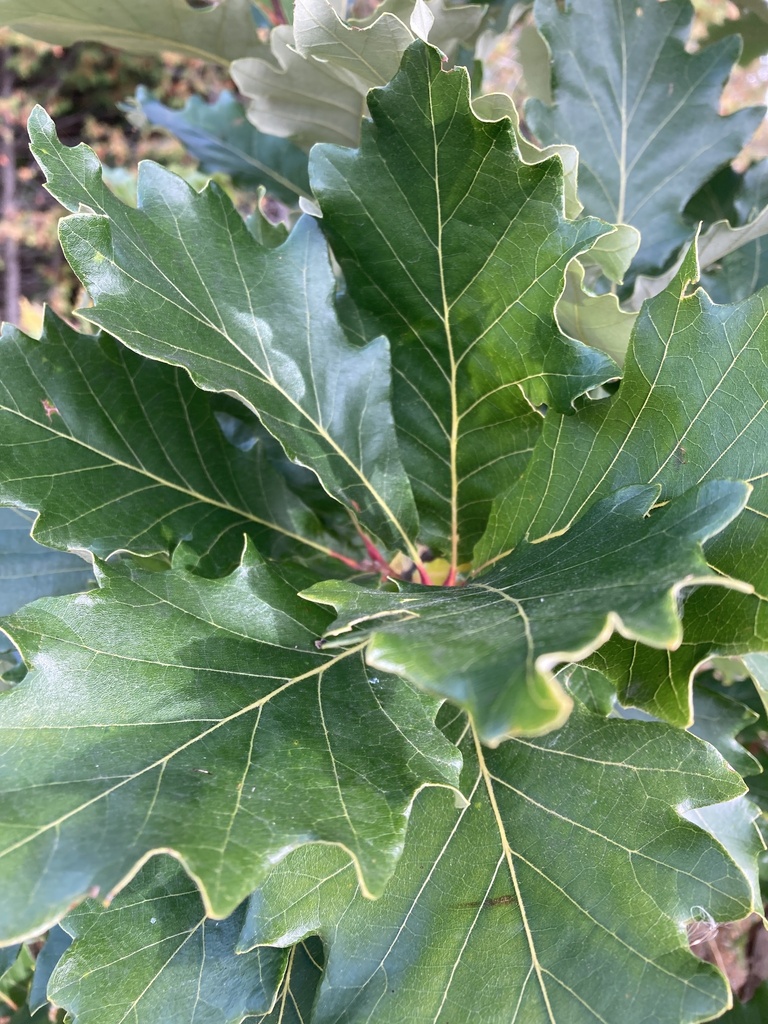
[477,244,768,724]
[305,481,748,743]
[29,110,418,558]
[0,313,333,575]
[527,0,764,277]
[311,41,618,561]
[689,679,760,778]
[0,548,460,940]
[49,858,284,1024]
[128,88,311,204]
[240,707,754,1023]
[702,12,768,66]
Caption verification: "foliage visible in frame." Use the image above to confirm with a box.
[3,0,768,1021]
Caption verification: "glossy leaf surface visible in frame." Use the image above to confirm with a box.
[29,110,418,556]
[49,859,284,1024]
[478,244,768,724]
[312,42,617,561]
[306,482,748,743]
[0,314,330,574]
[0,549,459,940]
[240,708,753,1023]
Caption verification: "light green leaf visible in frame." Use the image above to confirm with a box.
[557,260,637,362]
[292,0,414,88]
[127,88,311,203]
[305,482,748,743]
[29,110,418,558]
[477,243,768,725]
[232,0,484,151]
[0,0,267,64]
[240,708,754,1023]
[49,859,285,1024]
[0,313,333,575]
[232,26,367,150]
[312,42,618,563]
[0,548,460,940]
[744,653,768,716]
[0,508,91,618]
[527,0,764,277]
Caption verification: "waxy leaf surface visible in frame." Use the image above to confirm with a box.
[0,314,331,574]
[311,42,618,561]
[478,245,768,723]
[49,858,285,1024]
[528,0,764,277]
[306,481,748,743]
[0,0,267,63]
[241,707,753,1024]
[30,110,417,556]
[0,549,460,940]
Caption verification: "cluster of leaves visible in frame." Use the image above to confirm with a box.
[5,0,768,1021]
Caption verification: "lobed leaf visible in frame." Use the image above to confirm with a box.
[478,243,768,723]
[127,88,311,203]
[0,313,333,575]
[528,0,764,277]
[240,707,754,1024]
[306,481,748,743]
[312,42,618,562]
[49,858,285,1024]
[29,109,418,557]
[0,548,460,940]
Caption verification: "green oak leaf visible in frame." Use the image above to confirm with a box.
[304,481,748,744]
[478,242,768,724]
[29,109,418,559]
[0,508,91,617]
[0,547,460,941]
[0,0,268,64]
[127,88,311,204]
[0,313,335,575]
[239,707,755,1024]
[311,42,618,563]
[232,0,484,151]
[48,858,285,1024]
[527,0,764,278]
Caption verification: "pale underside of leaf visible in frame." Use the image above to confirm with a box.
[0,0,268,64]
